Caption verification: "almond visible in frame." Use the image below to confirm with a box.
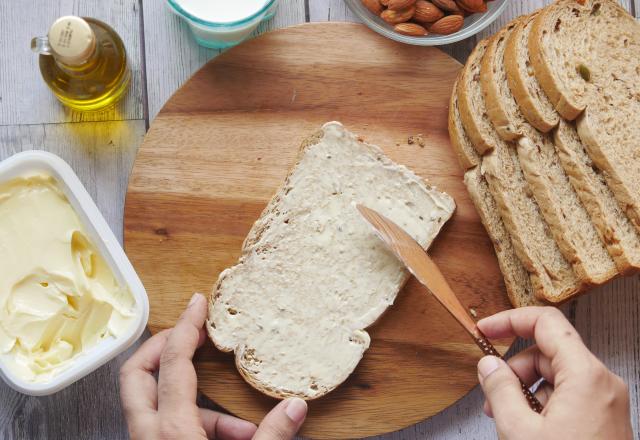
[428,14,464,34]
[361,0,383,15]
[456,0,486,13]
[387,0,417,11]
[380,0,390,5]
[431,0,462,13]
[414,0,445,23]
[380,6,416,24]
[394,22,428,36]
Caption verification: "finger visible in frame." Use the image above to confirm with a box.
[120,329,171,415]
[253,398,307,440]
[477,356,539,433]
[199,408,257,440]
[477,307,592,378]
[483,379,553,418]
[158,293,208,413]
[534,381,554,408]
[506,345,554,386]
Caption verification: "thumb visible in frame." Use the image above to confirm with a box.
[253,398,307,440]
[478,356,537,434]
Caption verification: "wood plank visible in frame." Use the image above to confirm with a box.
[0,0,145,125]
[0,120,146,440]
[308,0,360,22]
[141,0,307,121]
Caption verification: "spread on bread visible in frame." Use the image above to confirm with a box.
[207,122,455,399]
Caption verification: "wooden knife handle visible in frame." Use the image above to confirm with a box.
[474,331,544,414]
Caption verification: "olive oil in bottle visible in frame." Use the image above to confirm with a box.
[31,16,130,111]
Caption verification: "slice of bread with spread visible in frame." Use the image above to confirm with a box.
[207,122,455,399]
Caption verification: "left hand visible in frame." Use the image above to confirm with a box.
[119,293,307,440]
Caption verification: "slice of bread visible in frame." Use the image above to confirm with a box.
[504,13,560,133]
[482,18,527,142]
[456,54,584,302]
[457,39,495,155]
[480,17,617,286]
[530,0,640,233]
[449,85,539,307]
[206,122,455,399]
[464,167,540,308]
[449,78,480,171]
[555,121,640,275]
[528,0,593,120]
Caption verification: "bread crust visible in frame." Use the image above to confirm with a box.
[457,39,495,155]
[481,18,526,142]
[448,77,480,170]
[528,1,586,120]
[504,13,560,133]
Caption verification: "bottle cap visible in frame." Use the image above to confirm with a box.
[47,16,96,66]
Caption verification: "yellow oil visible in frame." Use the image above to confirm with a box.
[39,18,130,111]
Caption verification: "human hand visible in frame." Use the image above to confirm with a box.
[476,306,633,440]
[120,293,307,440]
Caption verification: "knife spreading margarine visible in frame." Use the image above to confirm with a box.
[0,174,135,383]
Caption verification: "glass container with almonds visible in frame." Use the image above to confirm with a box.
[345,0,507,45]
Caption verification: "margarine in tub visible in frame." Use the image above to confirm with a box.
[0,151,148,395]
[0,175,136,382]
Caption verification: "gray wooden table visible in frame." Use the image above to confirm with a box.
[1,1,639,438]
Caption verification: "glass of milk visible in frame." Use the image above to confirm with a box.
[167,0,279,49]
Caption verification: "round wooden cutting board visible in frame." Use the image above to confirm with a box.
[124,23,513,439]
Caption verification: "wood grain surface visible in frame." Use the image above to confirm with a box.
[0,1,638,439]
[123,23,514,438]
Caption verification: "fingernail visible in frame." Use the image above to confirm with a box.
[284,398,307,424]
[188,292,205,307]
[478,356,501,380]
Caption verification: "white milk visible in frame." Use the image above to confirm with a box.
[175,0,270,23]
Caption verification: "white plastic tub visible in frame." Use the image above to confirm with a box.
[0,151,149,396]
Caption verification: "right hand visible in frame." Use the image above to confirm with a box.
[476,306,633,440]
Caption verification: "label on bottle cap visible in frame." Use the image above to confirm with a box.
[48,16,96,66]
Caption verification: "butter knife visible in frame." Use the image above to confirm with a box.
[357,204,543,413]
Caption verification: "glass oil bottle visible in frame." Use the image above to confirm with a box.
[31,16,130,111]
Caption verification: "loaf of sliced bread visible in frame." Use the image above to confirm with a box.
[207,122,455,399]
[530,0,640,233]
[449,86,539,307]
[504,13,560,133]
[480,18,617,286]
[555,121,640,275]
[456,49,584,303]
